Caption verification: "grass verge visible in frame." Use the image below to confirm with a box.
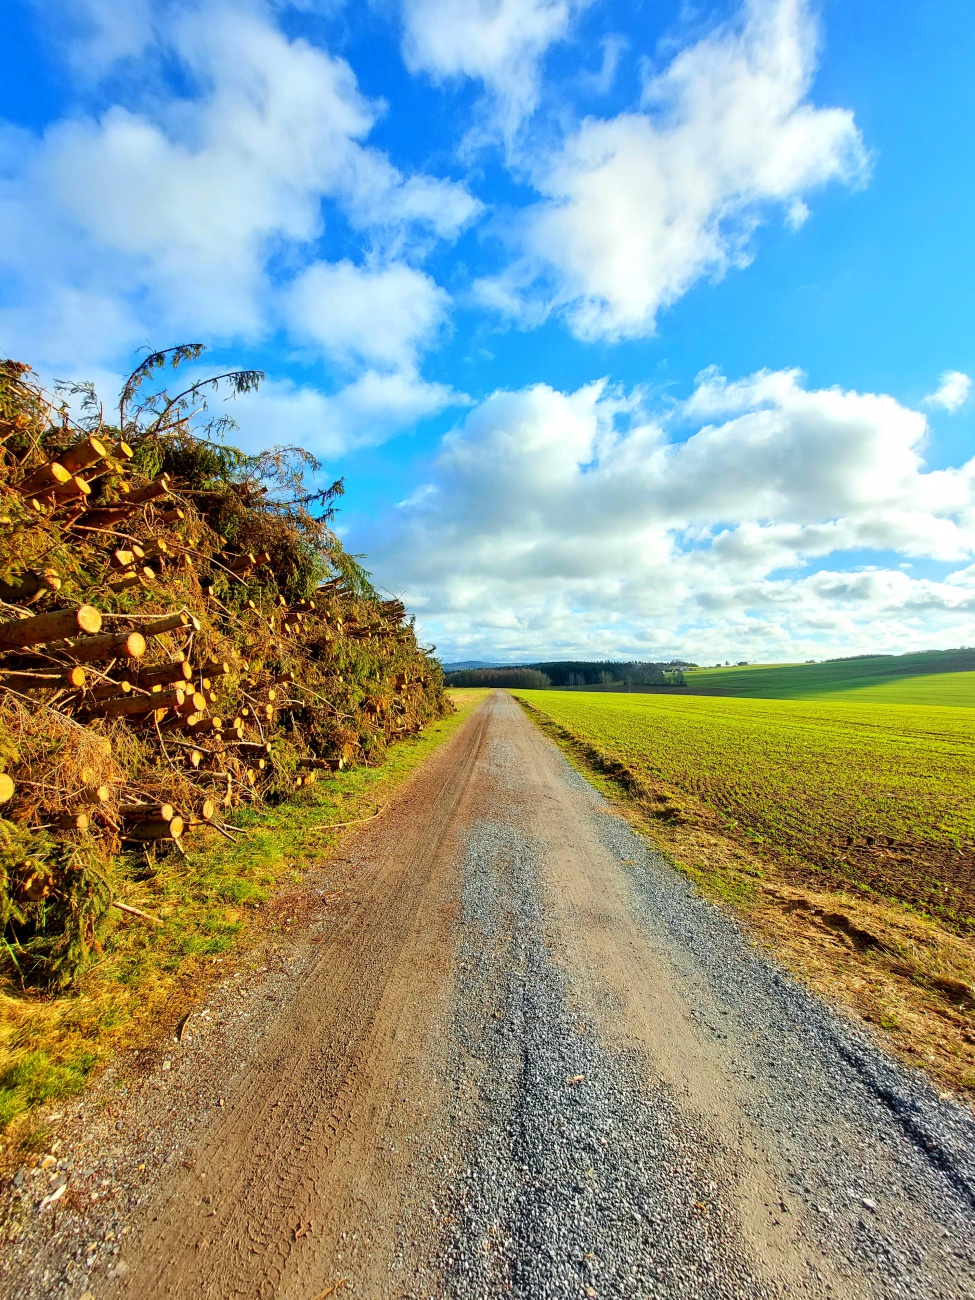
[0,690,488,1150]
[516,694,975,1100]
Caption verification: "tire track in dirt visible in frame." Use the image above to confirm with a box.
[111,701,492,1299]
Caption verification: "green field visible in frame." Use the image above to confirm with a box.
[680,648,975,704]
[814,672,975,708]
[515,688,975,916]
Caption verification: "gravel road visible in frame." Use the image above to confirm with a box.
[3,690,975,1298]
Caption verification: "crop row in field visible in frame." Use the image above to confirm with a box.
[515,689,975,919]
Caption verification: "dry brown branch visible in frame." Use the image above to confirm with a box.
[112,900,163,925]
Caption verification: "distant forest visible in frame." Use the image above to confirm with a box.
[445,667,552,689]
[443,661,692,689]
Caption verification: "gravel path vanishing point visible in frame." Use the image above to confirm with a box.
[3,689,975,1299]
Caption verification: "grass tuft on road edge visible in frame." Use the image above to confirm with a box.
[0,690,488,1148]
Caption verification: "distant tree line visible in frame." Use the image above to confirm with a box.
[442,661,692,689]
[824,653,894,663]
[824,647,975,672]
[444,667,552,688]
[526,660,692,687]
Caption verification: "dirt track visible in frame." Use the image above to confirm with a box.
[5,690,975,1298]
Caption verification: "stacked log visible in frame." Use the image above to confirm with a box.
[0,605,102,651]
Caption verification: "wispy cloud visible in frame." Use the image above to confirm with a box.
[227,370,464,459]
[400,0,584,142]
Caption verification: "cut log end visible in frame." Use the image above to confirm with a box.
[0,603,103,651]
[18,461,71,495]
[52,811,90,832]
[69,630,147,663]
[120,802,175,822]
[125,816,185,842]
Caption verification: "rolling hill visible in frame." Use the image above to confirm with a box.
[682,649,975,705]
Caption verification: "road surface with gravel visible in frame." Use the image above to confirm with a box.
[3,690,975,1299]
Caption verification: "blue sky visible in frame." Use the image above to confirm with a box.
[2,0,974,663]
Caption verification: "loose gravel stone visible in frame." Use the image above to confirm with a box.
[439,817,764,1298]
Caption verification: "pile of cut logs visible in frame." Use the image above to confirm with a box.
[0,358,446,982]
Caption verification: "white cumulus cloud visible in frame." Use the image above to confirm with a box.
[361,367,975,661]
[287,261,450,372]
[479,0,866,339]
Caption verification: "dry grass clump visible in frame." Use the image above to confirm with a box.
[0,347,449,990]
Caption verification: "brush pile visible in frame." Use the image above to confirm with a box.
[0,348,448,986]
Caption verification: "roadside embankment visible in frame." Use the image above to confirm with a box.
[0,352,458,1142]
